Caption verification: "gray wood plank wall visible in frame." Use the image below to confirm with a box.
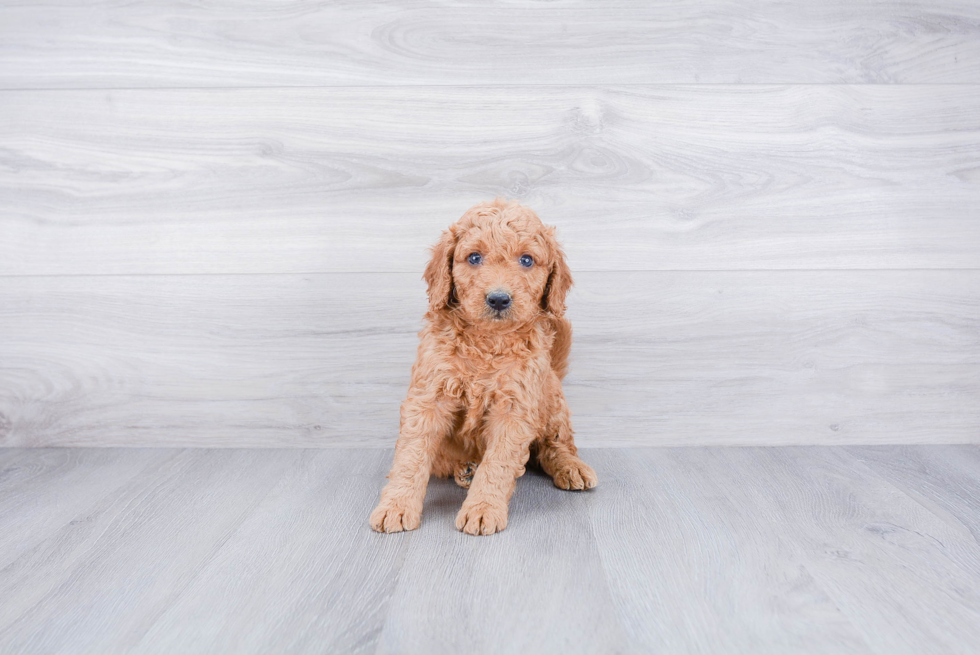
[3,1,980,86]
[1,1,978,447]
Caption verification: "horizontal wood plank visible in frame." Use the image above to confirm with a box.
[2,86,980,275]
[1,1,980,87]
[1,270,976,447]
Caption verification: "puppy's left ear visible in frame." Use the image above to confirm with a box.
[542,227,573,317]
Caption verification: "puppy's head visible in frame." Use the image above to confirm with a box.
[424,199,571,327]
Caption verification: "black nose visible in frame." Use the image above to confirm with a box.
[485,291,512,311]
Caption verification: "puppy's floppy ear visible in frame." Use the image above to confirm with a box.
[423,226,458,312]
[541,227,573,317]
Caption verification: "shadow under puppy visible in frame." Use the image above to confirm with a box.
[370,199,597,536]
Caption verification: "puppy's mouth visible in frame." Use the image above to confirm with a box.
[485,308,512,321]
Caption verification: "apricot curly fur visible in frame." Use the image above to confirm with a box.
[370,199,597,536]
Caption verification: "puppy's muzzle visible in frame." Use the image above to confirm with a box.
[485,290,512,314]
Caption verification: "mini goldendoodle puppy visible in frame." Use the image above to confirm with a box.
[370,198,597,536]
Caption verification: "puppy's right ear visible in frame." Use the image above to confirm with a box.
[423,227,458,312]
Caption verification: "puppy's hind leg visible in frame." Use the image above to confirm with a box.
[538,439,597,491]
[430,445,477,488]
[453,461,479,489]
[537,396,597,491]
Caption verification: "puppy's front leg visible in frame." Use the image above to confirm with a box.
[455,408,535,536]
[370,394,456,533]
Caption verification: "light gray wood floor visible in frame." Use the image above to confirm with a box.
[1,446,978,654]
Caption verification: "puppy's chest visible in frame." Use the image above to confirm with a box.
[434,373,483,445]
[437,326,548,434]
[443,368,502,413]
[444,336,530,399]
[442,353,521,438]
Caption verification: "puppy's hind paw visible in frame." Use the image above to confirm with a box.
[370,500,422,533]
[552,459,598,491]
[453,461,479,489]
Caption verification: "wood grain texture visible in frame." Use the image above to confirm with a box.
[0,448,306,654]
[2,1,980,87]
[1,447,979,654]
[735,447,980,655]
[0,448,173,571]
[2,85,980,275]
[374,471,629,654]
[134,449,407,654]
[846,445,980,550]
[584,446,980,655]
[583,448,876,654]
[1,270,977,448]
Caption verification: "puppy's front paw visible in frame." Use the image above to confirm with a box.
[455,500,508,535]
[552,459,598,491]
[370,499,422,533]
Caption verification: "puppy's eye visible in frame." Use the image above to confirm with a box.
[467,253,482,266]
[519,254,534,268]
